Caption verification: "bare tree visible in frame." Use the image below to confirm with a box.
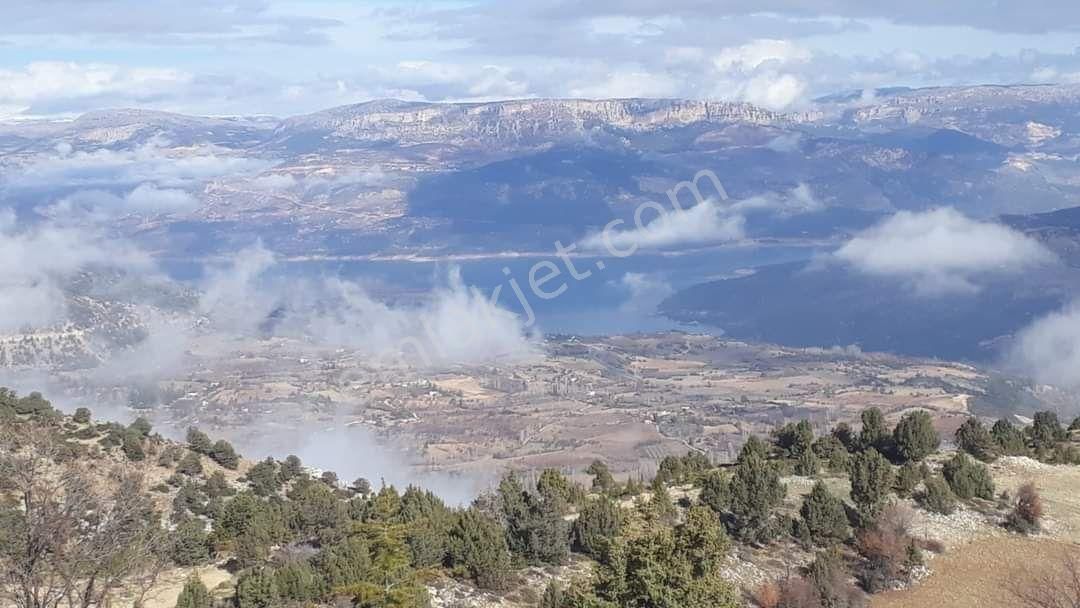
[1009,551,1080,608]
[0,424,169,608]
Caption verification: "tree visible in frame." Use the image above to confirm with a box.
[587,460,617,495]
[177,451,204,477]
[572,496,624,559]
[855,504,919,593]
[813,435,851,473]
[245,458,282,496]
[0,425,169,608]
[73,407,92,424]
[448,508,513,591]
[174,575,212,608]
[894,461,924,497]
[774,420,815,459]
[186,427,213,455]
[727,436,785,543]
[916,476,957,515]
[351,477,373,496]
[849,448,895,526]
[808,547,867,608]
[698,469,730,514]
[129,416,153,437]
[955,418,997,462]
[316,536,371,589]
[800,481,850,546]
[210,439,239,470]
[1031,411,1066,452]
[279,454,304,481]
[171,519,211,566]
[992,418,1028,456]
[675,505,731,576]
[590,527,741,608]
[892,411,939,463]
[274,560,321,602]
[235,567,278,608]
[541,581,566,608]
[858,408,889,452]
[1006,482,1043,534]
[795,449,819,476]
[942,452,994,500]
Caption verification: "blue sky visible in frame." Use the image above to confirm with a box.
[2,0,1079,118]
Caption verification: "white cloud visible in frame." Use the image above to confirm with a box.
[713,39,812,72]
[569,70,682,99]
[616,272,674,313]
[834,207,1057,295]
[0,62,192,118]
[1010,303,1080,390]
[579,199,746,251]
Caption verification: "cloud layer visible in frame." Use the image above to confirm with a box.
[1010,303,1080,390]
[833,207,1057,295]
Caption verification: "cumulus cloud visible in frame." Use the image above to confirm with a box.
[579,199,746,252]
[197,244,539,368]
[3,139,270,191]
[833,207,1057,295]
[1009,303,1080,390]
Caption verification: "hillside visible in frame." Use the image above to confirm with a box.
[4,387,1080,608]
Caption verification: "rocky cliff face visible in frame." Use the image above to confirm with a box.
[275,98,793,146]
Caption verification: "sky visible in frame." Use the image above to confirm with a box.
[2,0,1080,118]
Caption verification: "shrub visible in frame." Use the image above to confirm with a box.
[955,418,997,462]
[186,427,213,455]
[916,476,957,515]
[176,452,203,477]
[894,461,923,497]
[210,439,239,470]
[1006,482,1043,534]
[855,504,918,593]
[991,419,1027,456]
[942,453,994,500]
[892,411,940,463]
[171,518,211,566]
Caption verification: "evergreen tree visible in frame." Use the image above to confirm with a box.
[894,461,923,497]
[171,518,211,566]
[813,435,851,472]
[274,560,321,602]
[1031,411,1066,452]
[858,408,889,452]
[316,536,372,589]
[235,567,278,608]
[916,476,957,515]
[698,469,730,514]
[448,508,513,591]
[955,417,997,462]
[186,427,213,455]
[794,448,819,476]
[541,581,566,608]
[210,439,240,470]
[942,452,994,500]
[572,496,623,559]
[727,436,785,543]
[849,448,894,526]
[174,575,212,608]
[800,481,850,545]
[176,452,203,477]
[72,407,92,424]
[892,411,939,463]
[676,505,731,576]
[279,454,304,481]
[586,460,617,495]
[774,419,815,459]
[245,458,282,497]
[991,418,1027,456]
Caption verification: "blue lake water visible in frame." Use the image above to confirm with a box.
[162,244,820,336]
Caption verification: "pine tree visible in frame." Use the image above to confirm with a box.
[174,575,212,608]
[991,419,1027,456]
[800,481,850,545]
[698,469,730,514]
[849,448,895,526]
[892,411,940,463]
[727,436,785,543]
[235,567,278,608]
[572,496,623,559]
[955,417,997,462]
[586,460,617,495]
[942,452,994,500]
[448,508,513,591]
[210,439,240,470]
[916,476,957,515]
[858,408,890,452]
[186,427,213,455]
